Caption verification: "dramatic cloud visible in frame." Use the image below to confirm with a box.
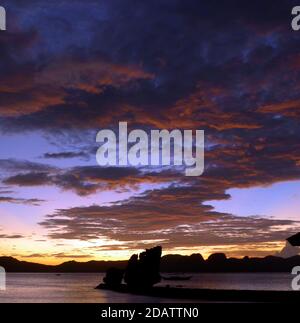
[40,180,300,249]
[40,196,300,250]
[1,0,300,132]
[1,0,300,256]
[2,162,181,195]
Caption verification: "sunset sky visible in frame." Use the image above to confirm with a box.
[1,0,300,265]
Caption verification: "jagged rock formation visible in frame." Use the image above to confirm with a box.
[124,246,162,289]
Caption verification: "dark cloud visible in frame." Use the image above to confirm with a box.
[2,162,180,195]
[0,227,24,239]
[0,159,56,173]
[51,253,89,259]
[19,253,45,258]
[0,186,14,195]
[0,234,24,239]
[40,185,300,248]
[0,196,45,206]
[43,151,88,159]
[1,1,300,254]
[3,172,50,186]
[1,0,300,133]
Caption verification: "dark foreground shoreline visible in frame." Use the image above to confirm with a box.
[96,284,300,303]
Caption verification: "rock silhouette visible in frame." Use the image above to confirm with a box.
[124,246,162,289]
[99,246,162,290]
[102,268,124,288]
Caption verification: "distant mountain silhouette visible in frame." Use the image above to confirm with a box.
[0,256,52,272]
[1,253,300,273]
[161,253,300,272]
[0,256,127,273]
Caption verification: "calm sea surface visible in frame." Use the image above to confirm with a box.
[0,273,295,303]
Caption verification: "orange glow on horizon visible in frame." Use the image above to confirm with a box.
[0,241,286,266]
